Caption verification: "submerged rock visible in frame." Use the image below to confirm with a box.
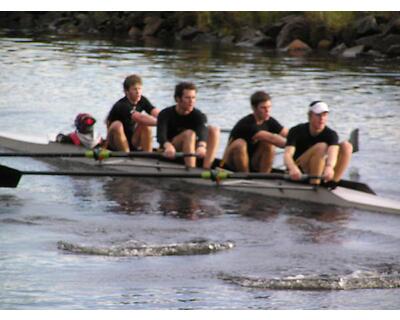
[57,239,235,257]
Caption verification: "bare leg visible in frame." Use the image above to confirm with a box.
[251,141,276,173]
[222,139,249,172]
[203,125,220,169]
[297,142,328,184]
[106,121,130,152]
[333,141,353,182]
[132,125,153,152]
[172,130,196,168]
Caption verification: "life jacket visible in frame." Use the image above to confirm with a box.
[68,131,102,149]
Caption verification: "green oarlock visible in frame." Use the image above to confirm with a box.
[200,170,230,181]
[85,150,94,158]
[84,149,111,160]
[201,171,211,179]
[216,171,230,180]
[98,149,111,160]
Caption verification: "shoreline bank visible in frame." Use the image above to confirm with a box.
[1,12,400,58]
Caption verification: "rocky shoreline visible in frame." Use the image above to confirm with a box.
[1,12,400,57]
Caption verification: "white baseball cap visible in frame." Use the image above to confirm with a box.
[309,101,329,114]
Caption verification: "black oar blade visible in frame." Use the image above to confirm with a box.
[0,164,22,188]
[349,128,359,153]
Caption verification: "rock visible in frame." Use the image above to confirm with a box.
[128,26,142,39]
[221,35,235,44]
[18,13,35,29]
[330,43,347,55]
[235,27,259,42]
[236,27,273,47]
[91,12,110,25]
[283,39,312,52]
[354,15,381,38]
[143,16,163,37]
[254,36,276,48]
[75,13,99,34]
[380,34,400,53]
[310,23,334,48]
[178,25,203,40]
[355,33,383,49]
[386,44,400,56]
[57,22,80,35]
[383,16,400,35]
[340,15,378,46]
[375,14,391,25]
[262,21,286,39]
[192,32,219,43]
[361,49,386,58]
[356,33,400,53]
[276,16,311,49]
[341,45,366,58]
[317,39,334,50]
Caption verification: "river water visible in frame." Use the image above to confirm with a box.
[0,32,400,310]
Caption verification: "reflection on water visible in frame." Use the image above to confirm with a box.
[102,177,232,220]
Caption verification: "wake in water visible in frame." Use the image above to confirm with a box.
[57,239,234,257]
[220,268,400,290]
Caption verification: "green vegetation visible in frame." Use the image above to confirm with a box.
[305,12,360,32]
[194,12,292,35]
[181,11,394,35]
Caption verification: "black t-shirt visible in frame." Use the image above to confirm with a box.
[157,106,208,146]
[286,122,339,160]
[106,95,155,141]
[229,114,284,154]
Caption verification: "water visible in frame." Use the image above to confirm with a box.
[1,31,400,310]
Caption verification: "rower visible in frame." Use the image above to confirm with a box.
[105,74,160,152]
[284,101,353,187]
[56,113,104,149]
[222,91,288,173]
[156,81,220,169]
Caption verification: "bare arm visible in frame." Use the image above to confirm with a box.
[132,111,158,126]
[163,141,176,159]
[252,130,287,148]
[279,127,289,138]
[284,145,302,180]
[151,108,160,118]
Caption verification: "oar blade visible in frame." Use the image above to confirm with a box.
[349,128,359,153]
[0,164,22,188]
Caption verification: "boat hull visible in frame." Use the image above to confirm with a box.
[1,133,400,215]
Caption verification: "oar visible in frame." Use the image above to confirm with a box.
[349,128,359,153]
[0,164,320,188]
[0,150,197,161]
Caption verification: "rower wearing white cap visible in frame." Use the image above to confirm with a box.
[284,101,353,186]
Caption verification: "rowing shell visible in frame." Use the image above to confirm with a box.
[0,133,400,215]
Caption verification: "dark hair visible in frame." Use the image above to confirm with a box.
[123,74,143,91]
[250,91,271,108]
[309,100,322,107]
[174,82,197,100]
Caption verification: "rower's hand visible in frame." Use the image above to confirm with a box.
[195,146,206,158]
[323,165,335,182]
[163,144,176,159]
[289,167,302,181]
